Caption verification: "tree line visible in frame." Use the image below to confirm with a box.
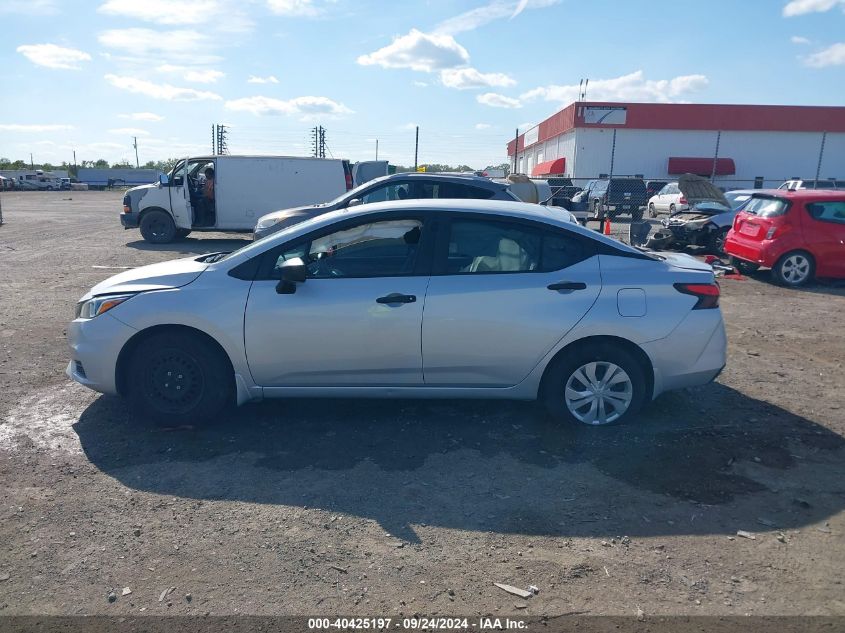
[0,157,180,177]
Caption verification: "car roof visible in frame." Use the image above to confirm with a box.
[751,189,844,200]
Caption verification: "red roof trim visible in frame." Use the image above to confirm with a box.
[531,157,566,176]
[507,102,845,156]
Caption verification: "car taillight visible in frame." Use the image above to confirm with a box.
[679,196,687,205]
[674,283,720,309]
[733,215,742,231]
[765,226,777,240]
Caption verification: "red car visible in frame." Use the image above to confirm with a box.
[725,190,845,286]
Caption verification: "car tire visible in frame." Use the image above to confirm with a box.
[648,203,656,218]
[175,228,192,240]
[542,343,646,426]
[140,210,177,244]
[127,331,232,427]
[730,257,759,275]
[669,203,676,214]
[707,227,730,255]
[772,250,815,287]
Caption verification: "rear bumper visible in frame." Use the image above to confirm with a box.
[120,212,139,229]
[725,233,778,267]
[642,310,727,398]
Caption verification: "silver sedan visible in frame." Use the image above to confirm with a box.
[67,199,726,427]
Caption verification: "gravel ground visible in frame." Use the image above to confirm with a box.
[0,191,843,618]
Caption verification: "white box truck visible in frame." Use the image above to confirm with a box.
[120,155,353,243]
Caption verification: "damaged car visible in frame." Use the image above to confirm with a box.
[645,174,742,254]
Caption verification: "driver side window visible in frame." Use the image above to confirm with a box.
[270,219,424,279]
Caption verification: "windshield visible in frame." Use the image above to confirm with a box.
[218,208,349,262]
[724,192,753,209]
[743,196,789,218]
[690,201,731,214]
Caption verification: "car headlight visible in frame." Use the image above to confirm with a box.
[75,293,136,319]
[256,216,282,230]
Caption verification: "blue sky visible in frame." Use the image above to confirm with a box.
[1,0,844,169]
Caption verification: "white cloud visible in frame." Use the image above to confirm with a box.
[520,70,709,104]
[267,0,322,16]
[104,74,222,101]
[804,42,845,66]
[109,128,150,136]
[98,28,209,58]
[477,92,522,108]
[248,74,280,84]
[0,0,58,14]
[783,0,845,16]
[0,124,74,132]
[440,67,516,89]
[118,112,164,121]
[98,0,222,24]
[435,0,560,35]
[157,64,225,83]
[357,29,469,72]
[16,44,91,70]
[791,35,811,44]
[413,80,429,87]
[399,123,419,130]
[474,123,492,129]
[225,95,353,120]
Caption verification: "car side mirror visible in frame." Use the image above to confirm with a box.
[275,257,307,294]
[158,173,168,186]
[347,198,362,207]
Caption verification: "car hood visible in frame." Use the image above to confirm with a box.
[128,182,157,195]
[678,173,730,206]
[81,255,209,301]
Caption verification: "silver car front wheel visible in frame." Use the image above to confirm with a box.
[564,361,633,425]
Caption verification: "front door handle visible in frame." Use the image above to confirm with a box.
[376,293,416,304]
[547,281,587,291]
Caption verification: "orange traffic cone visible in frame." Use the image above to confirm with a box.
[603,217,612,236]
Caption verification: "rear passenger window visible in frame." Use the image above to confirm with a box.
[806,201,845,225]
[541,233,586,271]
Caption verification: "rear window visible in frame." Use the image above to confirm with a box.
[744,197,789,218]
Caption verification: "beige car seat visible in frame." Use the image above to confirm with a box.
[467,237,530,272]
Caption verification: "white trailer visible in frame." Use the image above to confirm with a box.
[120,155,353,243]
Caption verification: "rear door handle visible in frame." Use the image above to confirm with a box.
[376,293,416,304]
[547,281,587,291]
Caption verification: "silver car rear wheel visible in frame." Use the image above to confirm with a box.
[564,361,633,425]
[773,251,814,287]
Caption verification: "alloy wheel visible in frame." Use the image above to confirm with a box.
[564,361,633,425]
[780,254,811,284]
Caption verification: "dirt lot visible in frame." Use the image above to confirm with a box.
[0,191,843,618]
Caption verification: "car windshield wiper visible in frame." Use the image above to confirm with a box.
[197,252,230,263]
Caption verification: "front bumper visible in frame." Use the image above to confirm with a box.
[120,211,140,229]
[67,313,138,395]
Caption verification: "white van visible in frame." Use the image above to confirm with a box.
[121,155,353,243]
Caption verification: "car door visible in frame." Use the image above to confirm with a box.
[243,212,433,387]
[167,158,195,229]
[421,215,601,386]
[803,200,845,277]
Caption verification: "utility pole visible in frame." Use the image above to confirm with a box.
[73,150,77,178]
[375,139,379,161]
[30,153,34,169]
[312,126,326,158]
[215,124,228,155]
[414,126,419,171]
[814,131,827,188]
[513,127,519,174]
[133,136,139,168]
[710,130,721,183]
[212,124,216,155]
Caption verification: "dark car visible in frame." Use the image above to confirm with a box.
[254,172,521,240]
[584,178,648,221]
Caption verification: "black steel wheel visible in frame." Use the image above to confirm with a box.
[139,209,177,244]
